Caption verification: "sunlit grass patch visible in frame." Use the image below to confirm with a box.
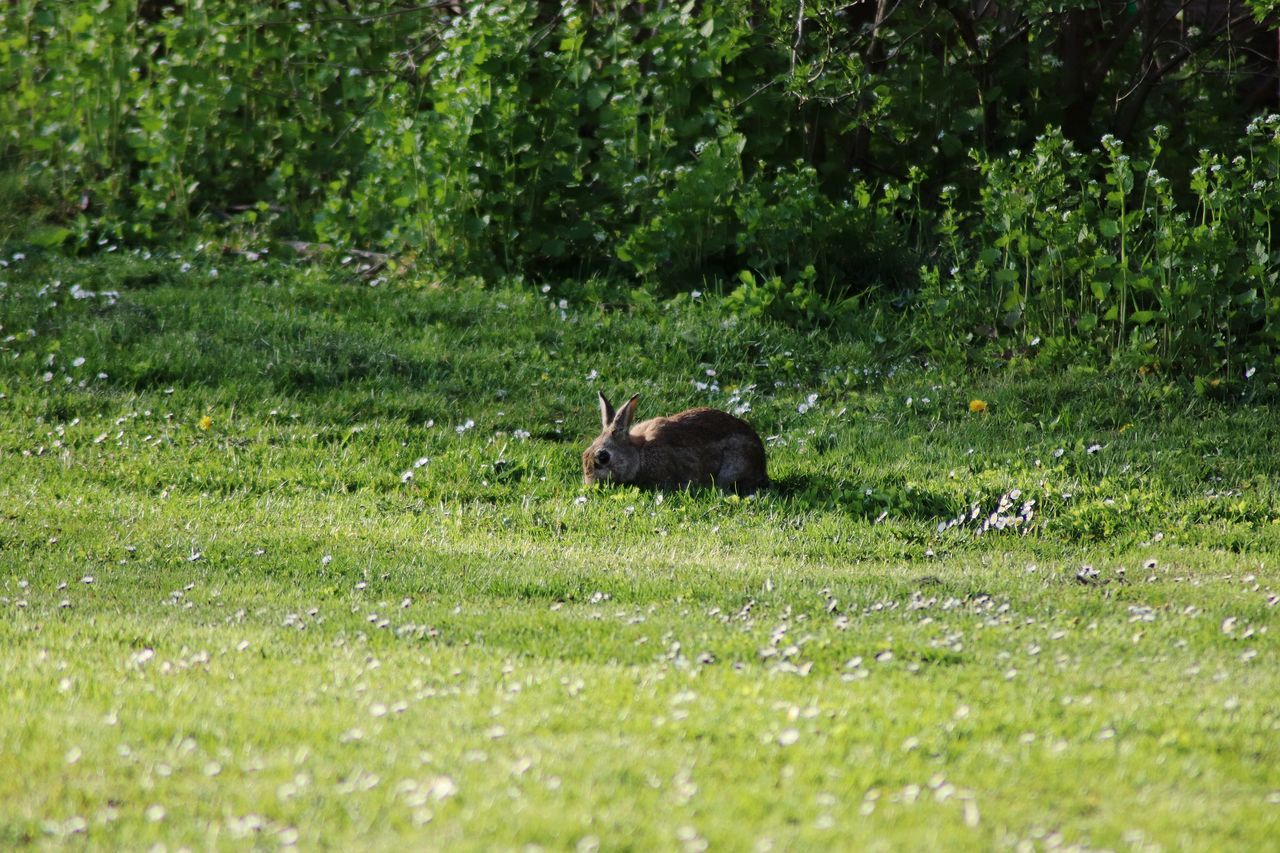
[1,250,1278,849]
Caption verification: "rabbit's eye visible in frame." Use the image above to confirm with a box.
[595,449,611,466]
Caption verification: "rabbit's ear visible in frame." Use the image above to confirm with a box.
[611,393,639,435]
[598,392,615,431]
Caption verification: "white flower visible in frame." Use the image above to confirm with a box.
[426,776,457,801]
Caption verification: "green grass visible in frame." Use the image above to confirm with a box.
[2,248,1278,849]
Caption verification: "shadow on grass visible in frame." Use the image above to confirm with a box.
[765,471,823,499]
[767,471,956,522]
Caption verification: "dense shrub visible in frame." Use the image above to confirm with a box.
[1,0,1278,375]
[919,122,1280,378]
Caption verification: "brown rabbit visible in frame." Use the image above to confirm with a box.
[583,392,768,492]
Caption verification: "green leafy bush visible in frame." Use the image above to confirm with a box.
[2,0,1278,377]
[918,122,1280,379]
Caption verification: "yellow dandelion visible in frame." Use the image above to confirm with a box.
[968,399,988,414]
[198,415,213,430]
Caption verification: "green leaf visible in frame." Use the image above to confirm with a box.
[699,17,715,37]
[27,226,72,248]
[585,83,609,110]
[691,57,716,78]
[1098,219,1120,238]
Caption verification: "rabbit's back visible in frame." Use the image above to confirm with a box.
[631,407,746,442]
[633,408,767,490]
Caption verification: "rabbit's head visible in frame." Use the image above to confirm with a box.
[583,392,641,485]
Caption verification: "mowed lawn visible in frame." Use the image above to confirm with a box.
[1,250,1278,850]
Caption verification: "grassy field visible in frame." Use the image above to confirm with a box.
[2,247,1278,850]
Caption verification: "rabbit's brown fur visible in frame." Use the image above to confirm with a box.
[583,393,768,492]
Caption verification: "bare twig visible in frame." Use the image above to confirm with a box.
[791,0,805,76]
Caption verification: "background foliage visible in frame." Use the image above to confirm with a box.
[2,0,1279,376]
